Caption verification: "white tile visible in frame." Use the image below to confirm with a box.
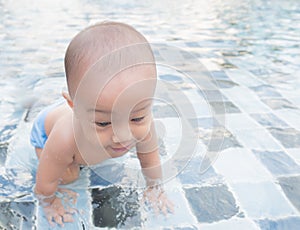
[199,217,260,230]
[199,58,222,71]
[225,69,265,87]
[285,148,300,165]
[162,89,214,118]
[156,117,199,163]
[222,113,261,132]
[274,109,300,131]
[232,128,284,151]
[231,181,298,219]
[221,86,271,113]
[214,148,273,183]
[155,117,183,155]
[277,88,300,99]
[287,96,300,108]
[192,101,213,118]
[183,89,206,103]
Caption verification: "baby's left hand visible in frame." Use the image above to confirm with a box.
[142,186,174,215]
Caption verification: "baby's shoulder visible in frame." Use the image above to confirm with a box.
[45,103,72,135]
[51,115,74,143]
[46,115,77,153]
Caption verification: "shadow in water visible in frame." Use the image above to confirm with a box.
[91,186,141,228]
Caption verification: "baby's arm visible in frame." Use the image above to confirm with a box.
[136,121,174,214]
[136,121,162,185]
[34,122,77,226]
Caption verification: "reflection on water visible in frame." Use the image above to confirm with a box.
[1,0,300,229]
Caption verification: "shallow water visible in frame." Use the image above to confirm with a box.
[1,0,300,229]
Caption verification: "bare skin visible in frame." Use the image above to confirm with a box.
[33,22,174,227]
[34,68,174,227]
[35,103,80,185]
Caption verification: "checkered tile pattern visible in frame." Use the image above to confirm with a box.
[1,0,300,229]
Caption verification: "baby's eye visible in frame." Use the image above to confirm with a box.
[131,117,145,122]
[95,121,111,127]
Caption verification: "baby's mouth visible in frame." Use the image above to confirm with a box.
[111,142,134,153]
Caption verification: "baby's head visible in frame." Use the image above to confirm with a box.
[63,21,157,160]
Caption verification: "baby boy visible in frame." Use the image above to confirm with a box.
[30,21,173,226]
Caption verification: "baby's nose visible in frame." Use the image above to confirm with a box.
[112,126,133,143]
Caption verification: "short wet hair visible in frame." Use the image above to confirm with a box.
[64,21,155,99]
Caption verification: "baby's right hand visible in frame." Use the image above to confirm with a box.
[43,195,77,227]
[39,188,78,227]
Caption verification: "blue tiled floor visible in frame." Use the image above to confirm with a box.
[1,0,300,229]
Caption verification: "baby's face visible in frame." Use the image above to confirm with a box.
[74,65,156,159]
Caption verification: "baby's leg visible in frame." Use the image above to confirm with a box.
[35,147,43,159]
[35,148,80,185]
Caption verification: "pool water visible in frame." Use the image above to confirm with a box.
[1,0,300,229]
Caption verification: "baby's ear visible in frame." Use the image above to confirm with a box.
[62,92,74,108]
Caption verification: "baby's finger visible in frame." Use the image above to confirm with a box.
[153,202,160,215]
[57,187,66,194]
[161,202,168,215]
[63,213,74,223]
[71,195,78,204]
[56,206,66,217]
[58,188,73,196]
[66,189,78,197]
[141,195,146,206]
[166,199,175,213]
[54,214,64,227]
[66,190,78,203]
[66,207,77,214]
[46,215,55,227]
[142,193,152,207]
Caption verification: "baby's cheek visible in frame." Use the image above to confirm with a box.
[81,123,98,142]
[132,123,151,141]
[96,130,112,147]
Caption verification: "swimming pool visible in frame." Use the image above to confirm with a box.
[1,0,300,229]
